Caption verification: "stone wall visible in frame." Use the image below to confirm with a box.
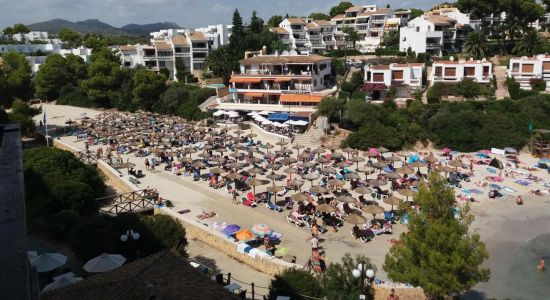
[156,207,296,276]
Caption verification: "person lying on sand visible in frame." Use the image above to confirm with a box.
[537,257,545,272]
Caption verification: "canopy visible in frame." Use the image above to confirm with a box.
[236,229,255,241]
[212,110,227,117]
[226,111,239,118]
[83,253,126,273]
[279,94,324,103]
[229,77,262,83]
[268,113,289,121]
[258,110,272,115]
[222,224,241,235]
[489,158,504,170]
[30,253,67,273]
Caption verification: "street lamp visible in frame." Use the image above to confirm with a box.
[120,229,140,242]
[352,262,375,299]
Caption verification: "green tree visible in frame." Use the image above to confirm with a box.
[464,31,488,59]
[268,268,323,300]
[330,2,354,17]
[250,11,264,34]
[267,15,284,27]
[384,174,490,299]
[342,26,360,49]
[456,78,482,100]
[8,99,40,135]
[35,54,86,101]
[80,57,123,107]
[381,30,399,49]
[205,44,239,84]
[308,12,331,20]
[142,214,187,257]
[514,29,542,55]
[229,9,245,57]
[153,84,189,114]
[0,51,33,107]
[12,23,30,34]
[410,8,424,19]
[3,26,13,35]
[132,69,167,110]
[321,254,376,300]
[58,28,81,48]
[317,98,346,123]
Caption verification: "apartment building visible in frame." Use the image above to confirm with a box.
[400,6,480,56]
[508,55,550,91]
[116,29,210,80]
[150,25,232,50]
[430,59,492,86]
[363,63,425,99]
[275,18,338,54]
[219,54,333,112]
[331,5,396,52]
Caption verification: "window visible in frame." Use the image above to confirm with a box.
[444,67,456,77]
[392,70,404,80]
[158,61,166,68]
[373,73,385,82]
[512,63,519,72]
[464,67,475,77]
[543,62,550,71]
[521,64,534,73]
[402,37,406,42]
[483,66,490,76]
[416,27,420,32]
[435,66,442,77]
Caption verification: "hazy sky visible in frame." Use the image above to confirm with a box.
[0,0,438,28]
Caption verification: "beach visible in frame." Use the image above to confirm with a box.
[34,103,550,298]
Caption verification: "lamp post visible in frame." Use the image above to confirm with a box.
[120,229,140,259]
[352,262,375,299]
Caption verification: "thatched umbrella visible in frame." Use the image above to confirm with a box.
[316,203,336,213]
[395,166,414,175]
[383,195,403,211]
[302,173,320,186]
[276,140,288,150]
[328,179,345,187]
[209,167,225,174]
[267,184,284,202]
[398,189,417,201]
[377,147,389,153]
[362,205,385,220]
[386,173,402,180]
[302,161,316,168]
[282,157,298,165]
[354,186,372,195]
[344,172,361,180]
[226,162,243,169]
[336,195,356,203]
[345,213,367,225]
[350,156,365,168]
[291,193,309,202]
[336,161,351,168]
[448,160,464,169]
[410,161,427,169]
[247,178,266,194]
[320,167,336,174]
[247,167,263,174]
[191,161,206,168]
[309,185,328,194]
[225,172,241,180]
[262,143,274,153]
[316,157,330,164]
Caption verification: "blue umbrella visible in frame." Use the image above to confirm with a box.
[222,224,241,235]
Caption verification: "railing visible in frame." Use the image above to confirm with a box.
[234,70,313,76]
[76,150,98,165]
[99,189,158,216]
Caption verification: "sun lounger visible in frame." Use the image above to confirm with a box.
[286,211,306,227]
[241,197,257,207]
[266,200,284,212]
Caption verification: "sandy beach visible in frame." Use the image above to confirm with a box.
[34,103,550,298]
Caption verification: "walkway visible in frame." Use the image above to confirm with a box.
[292,116,327,148]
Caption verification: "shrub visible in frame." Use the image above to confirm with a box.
[426,83,445,104]
[530,78,546,92]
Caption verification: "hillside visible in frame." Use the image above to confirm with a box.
[27,19,180,36]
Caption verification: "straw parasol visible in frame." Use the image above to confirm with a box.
[267,185,284,193]
[350,156,365,168]
[225,172,241,180]
[425,155,438,163]
[354,186,372,195]
[316,203,336,213]
[191,161,206,168]
[398,189,417,201]
[377,147,389,153]
[309,185,328,194]
[302,173,320,186]
[266,172,282,180]
[344,172,361,180]
[395,166,414,175]
[336,195,356,203]
[247,178,266,194]
[320,167,336,174]
[383,195,403,210]
[247,167,263,174]
[410,161,427,168]
[362,205,385,219]
[345,214,368,225]
[316,156,330,164]
[291,193,309,202]
[448,160,465,168]
[328,178,346,187]
[226,162,243,169]
[282,157,298,165]
[386,173,402,180]
[209,167,225,174]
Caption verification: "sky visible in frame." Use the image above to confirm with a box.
[0,0,439,29]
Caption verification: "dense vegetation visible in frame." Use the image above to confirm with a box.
[24,147,188,261]
[384,174,490,299]
[268,254,376,300]
[318,94,550,152]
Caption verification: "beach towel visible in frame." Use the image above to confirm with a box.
[489,183,502,190]
[503,186,518,193]
[515,179,530,186]
[486,167,498,174]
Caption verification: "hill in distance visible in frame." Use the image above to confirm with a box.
[27,19,181,36]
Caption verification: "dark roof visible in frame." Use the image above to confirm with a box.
[42,251,240,300]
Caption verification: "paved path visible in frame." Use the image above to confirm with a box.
[493,66,509,99]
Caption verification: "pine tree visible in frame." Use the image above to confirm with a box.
[250,11,264,34]
[229,9,245,56]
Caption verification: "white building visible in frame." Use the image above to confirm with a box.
[508,55,550,91]
[217,53,333,113]
[12,31,49,42]
[364,63,425,99]
[331,5,397,52]
[116,30,210,80]
[430,59,492,86]
[0,43,62,54]
[195,24,233,49]
[275,18,339,54]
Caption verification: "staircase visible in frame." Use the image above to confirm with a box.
[292,116,327,148]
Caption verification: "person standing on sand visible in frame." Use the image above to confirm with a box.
[145,158,150,171]
[516,195,523,205]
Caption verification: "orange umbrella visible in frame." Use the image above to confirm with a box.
[236,229,255,241]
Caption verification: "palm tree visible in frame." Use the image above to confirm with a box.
[342,27,360,49]
[464,31,488,59]
[514,30,541,55]
[204,45,238,84]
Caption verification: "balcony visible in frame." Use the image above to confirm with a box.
[426,42,442,49]
[233,70,313,77]
[370,18,385,24]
